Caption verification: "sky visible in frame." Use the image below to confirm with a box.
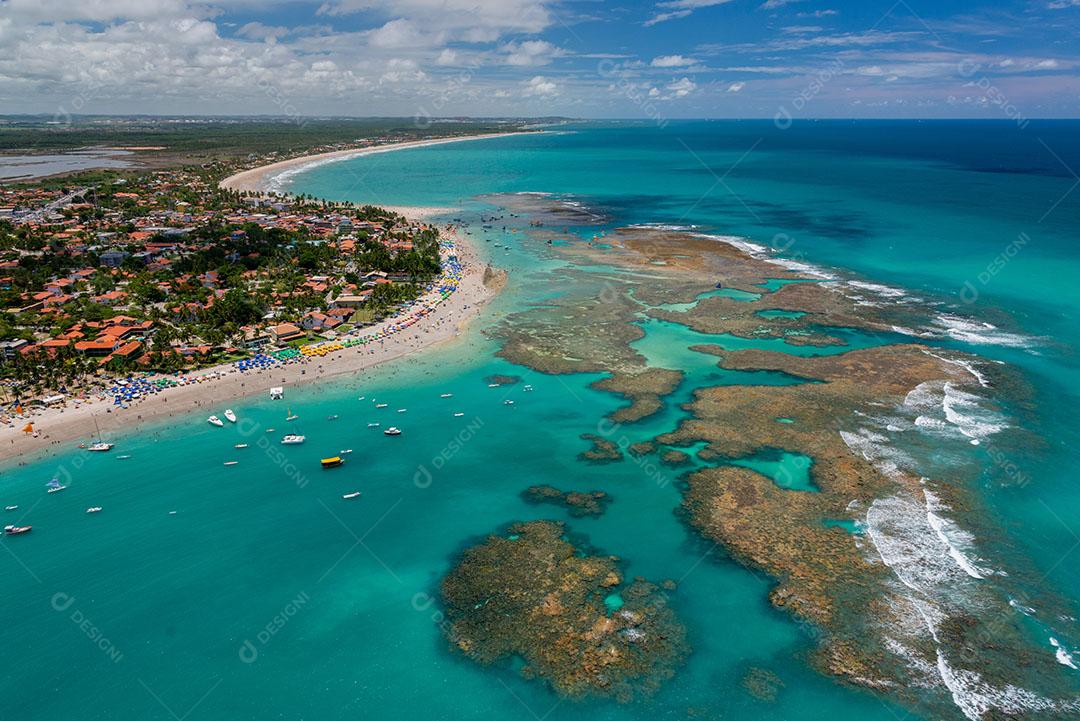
[0,0,1078,119]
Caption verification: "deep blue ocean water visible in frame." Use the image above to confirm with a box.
[2,121,1078,720]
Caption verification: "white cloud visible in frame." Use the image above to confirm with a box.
[727,81,745,92]
[500,40,565,67]
[760,0,806,9]
[367,19,442,49]
[667,76,697,96]
[522,75,559,97]
[651,54,695,67]
[435,49,459,66]
[645,0,734,27]
[237,22,289,43]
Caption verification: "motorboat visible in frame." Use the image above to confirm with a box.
[504,400,515,406]
[397,408,407,413]
[117,454,131,460]
[340,449,353,455]
[86,507,102,514]
[4,525,31,535]
[208,416,224,427]
[453,412,465,417]
[46,479,66,493]
[321,456,344,469]
[375,403,388,409]
[342,491,362,500]
[327,415,339,421]
[383,427,402,436]
[224,409,237,423]
[281,435,306,445]
[4,505,17,512]
[524,385,534,392]
[87,442,113,452]
[235,443,248,449]
[224,461,239,466]
[367,422,381,428]
[440,393,453,398]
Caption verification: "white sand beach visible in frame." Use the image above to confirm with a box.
[0,137,515,463]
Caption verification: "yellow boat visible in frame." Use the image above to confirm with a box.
[321,456,344,469]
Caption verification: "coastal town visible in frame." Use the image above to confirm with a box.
[0,138,486,437]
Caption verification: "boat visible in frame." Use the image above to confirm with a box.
[46,479,66,493]
[487,383,500,388]
[208,416,224,427]
[524,385,534,392]
[4,525,31,535]
[117,454,131,460]
[367,422,381,428]
[87,442,113,452]
[280,435,306,445]
[266,428,276,433]
[224,409,237,423]
[504,400,515,406]
[440,393,453,398]
[340,449,353,454]
[453,412,465,417]
[224,461,239,466]
[269,387,284,400]
[235,443,248,449]
[86,507,102,514]
[286,409,299,422]
[4,505,17,511]
[384,427,402,436]
[342,491,362,500]
[321,456,344,469]
[375,403,388,409]
[357,395,365,401]
[397,408,407,413]
[327,414,339,421]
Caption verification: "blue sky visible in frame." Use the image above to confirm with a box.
[1,0,1079,118]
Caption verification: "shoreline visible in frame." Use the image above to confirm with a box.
[0,136,517,463]
[218,131,536,196]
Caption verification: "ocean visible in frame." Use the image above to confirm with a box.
[2,121,1078,720]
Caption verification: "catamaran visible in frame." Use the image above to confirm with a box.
[208,415,224,427]
[384,427,402,436]
[224,409,237,423]
[280,434,306,445]
[46,478,66,493]
[87,441,113,452]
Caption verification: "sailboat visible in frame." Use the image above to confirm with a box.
[86,415,113,451]
[46,478,67,494]
[286,408,299,422]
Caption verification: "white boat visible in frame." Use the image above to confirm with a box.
[4,505,17,511]
[86,507,102,514]
[342,491,362,500]
[208,416,224,427]
[266,428,276,433]
[453,412,465,417]
[487,383,499,388]
[224,461,239,466]
[46,479,66,494]
[224,409,237,423]
[440,393,453,398]
[357,395,365,401]
[397,408,407,413]
[504,400,515,406]
[384,427,402,436]
[269,387,284,400]
[87,442,113,452]
[367,422,381,428]
[524,385,534,392]
[235,443,248,449]
[286,408,299,421]
[375,403,388,409]
[327,415,339,421]
[280,434,306,445]
[340,449,353,454]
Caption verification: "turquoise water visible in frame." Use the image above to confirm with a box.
[4,122,1080,720]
